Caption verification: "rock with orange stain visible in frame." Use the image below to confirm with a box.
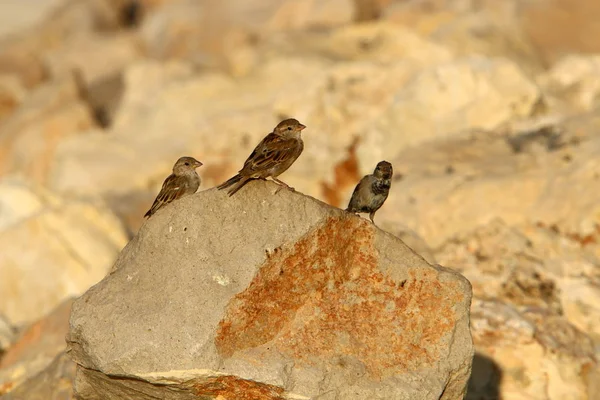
[67,181,473,400]
[0,299,74,396]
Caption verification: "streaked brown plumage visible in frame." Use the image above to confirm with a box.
[144,156,203,218]
[217,118,306,196]
[346,160,393,224]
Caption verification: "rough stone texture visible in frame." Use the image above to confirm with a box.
[469,299,600,400]
[377,113,600,247]
[0,178,128,326]
[374,56,541,152]
[67,182,473,400]
[0,299,73,396]
[436,219,600,344]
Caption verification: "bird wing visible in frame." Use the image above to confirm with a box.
[346,175,372,212]
[240,133,300,176]
[145,174,189,217]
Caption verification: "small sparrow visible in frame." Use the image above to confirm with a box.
[144,156,203,218]
[346,161,393,224]
[217,118,306,196]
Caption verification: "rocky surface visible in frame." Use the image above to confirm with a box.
[67,183,474,400]
[0,299,73,397]
[2,0,600,398]
[0,179,128,326]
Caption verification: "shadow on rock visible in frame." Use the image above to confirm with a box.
[467,352,502,400]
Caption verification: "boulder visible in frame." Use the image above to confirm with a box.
[470,299,600,399]
[2,351,76,400]
[437,219,600,345]
[0,299,73,396]
[373,56,541,155]
[378,115,600,247]
[67,182,474,399]
[0,178,128,326]
[0,74,96,184]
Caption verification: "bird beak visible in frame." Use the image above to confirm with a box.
[298,124,306,131]
[195,161,204,167]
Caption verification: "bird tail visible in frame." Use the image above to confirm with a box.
[144,200,159,218]
[217,174,252,196]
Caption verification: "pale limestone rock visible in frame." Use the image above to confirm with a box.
[67,182,473,400]
[0,0,61,39]
[437,219,600,347]
[539,54,600,112]
[0,74,96,184]
[42,33,141,85]
[373,56,541,155]
[0,179,128,326]
[378,114,600,247]
[470,299,600,400]
[316,22,454,63]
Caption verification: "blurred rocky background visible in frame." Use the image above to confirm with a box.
[1,0,600,398]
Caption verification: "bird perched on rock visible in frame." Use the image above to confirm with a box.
[144,156,203,218]
[217,118,306,196]
[346,160,393,224]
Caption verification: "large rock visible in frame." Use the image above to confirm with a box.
[2,351,76,400]
[140,0,353,69]
[67,182,474,399]
[469,299,600,399]
[436,219,600,343]
[0,298,73,397]
[0,74,96,184]
[378,113,600,247]
[0,178,128,326]
[373,56,541,154]
[538,54,600,113]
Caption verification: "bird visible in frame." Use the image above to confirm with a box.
[346,160,393,224]
[144,156,203,218]
[217,118,306,196]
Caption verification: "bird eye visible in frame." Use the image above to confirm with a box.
[185,162,190,166]
[287,126,292,131]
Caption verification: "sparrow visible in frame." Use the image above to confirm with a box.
[144,156,203,218]
[346,161,393,224]
[217,118,306,196]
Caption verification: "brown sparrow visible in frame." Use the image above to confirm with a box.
[346,161,393,224]
[144,156,203,218]
[217,118,306,196]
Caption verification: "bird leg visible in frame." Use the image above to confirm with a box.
[369,212,376,224]
[271,177,295,192]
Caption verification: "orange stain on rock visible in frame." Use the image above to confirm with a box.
[321,137,361,207]
[192,375,285,400]
[215,217,463,378]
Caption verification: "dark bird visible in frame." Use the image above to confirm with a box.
[346,160,393,224]
[144,156,203,218]
[217,118,306,196]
